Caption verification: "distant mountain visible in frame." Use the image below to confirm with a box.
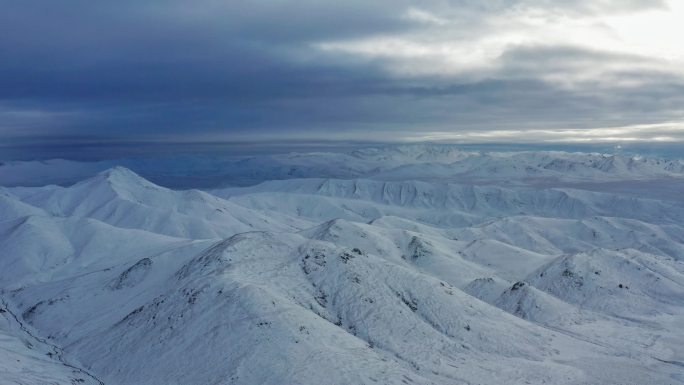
[2,144,684,189]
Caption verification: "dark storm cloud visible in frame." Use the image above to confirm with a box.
[0,0,682,144]
[0,0,405,100]
[0,0,413,138]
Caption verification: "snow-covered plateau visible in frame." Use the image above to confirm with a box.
[1,145,684,384]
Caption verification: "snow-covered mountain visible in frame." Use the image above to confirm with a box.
[2,146,684,384]
[4,144,684,189]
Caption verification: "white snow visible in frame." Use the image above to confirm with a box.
[2,145,684,384]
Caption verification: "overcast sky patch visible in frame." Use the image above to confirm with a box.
[1,0,683,144]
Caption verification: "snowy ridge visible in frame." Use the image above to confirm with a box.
[3,144,684,188]
[14,167,300,238]
[218,177,684,225]
[2,147,684,384]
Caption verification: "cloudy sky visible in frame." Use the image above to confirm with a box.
[2,0,684,145]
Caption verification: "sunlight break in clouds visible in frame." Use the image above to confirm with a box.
[316,1,684,80]
[311,0,684,142]
[407,121,684,143]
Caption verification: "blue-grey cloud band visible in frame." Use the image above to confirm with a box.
[1,0,682,145]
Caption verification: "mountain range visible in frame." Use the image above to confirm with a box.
[1,145,683,384]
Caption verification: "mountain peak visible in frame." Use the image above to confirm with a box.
[98,166,143,180]
[57,166,167,208]
[95,166,159,189]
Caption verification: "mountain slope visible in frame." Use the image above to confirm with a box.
[11,167,303,239]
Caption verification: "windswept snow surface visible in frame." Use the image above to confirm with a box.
[2,145,684,384]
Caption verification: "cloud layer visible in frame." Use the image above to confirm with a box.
[2,0,683,144]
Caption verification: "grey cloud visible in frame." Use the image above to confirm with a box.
[0,1,682,145]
